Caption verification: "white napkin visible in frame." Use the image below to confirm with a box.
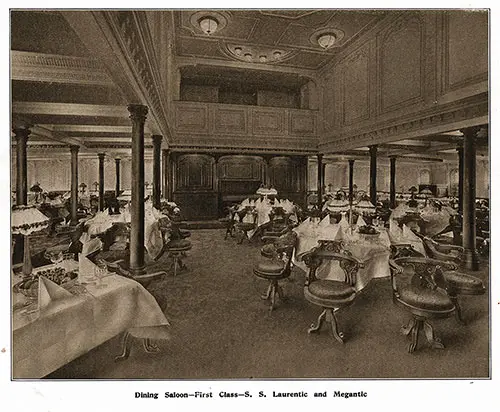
[388,219,403,242]
[78,237,102,283]
[319,215,331,227]
[38,276,73,311]
[402,224,420,241]
[356,216,367,227]
[334,225,345,241]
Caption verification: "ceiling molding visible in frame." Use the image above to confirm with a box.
[12,102,129,117]
[11,50,115,87]
[320,92,488,152]
[175,56,318,79]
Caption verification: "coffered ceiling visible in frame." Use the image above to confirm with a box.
[174,10,387,70]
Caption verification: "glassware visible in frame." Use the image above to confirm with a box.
[94,261,108,288]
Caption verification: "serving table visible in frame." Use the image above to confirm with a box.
[12,260,169,379]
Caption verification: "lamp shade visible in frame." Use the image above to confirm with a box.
[12,205,50,235]
[355,199,376,213]
[325,198,350,213]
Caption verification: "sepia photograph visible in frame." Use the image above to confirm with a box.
[6,5,491,389]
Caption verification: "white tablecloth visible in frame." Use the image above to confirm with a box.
[293,219,393,291]
[13,269,169,378]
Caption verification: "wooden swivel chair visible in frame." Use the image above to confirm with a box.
[253,231,297,312]
[301,241,364,344]
[414,234,486,324]
[234,207,258,244]
[389,257,456,353]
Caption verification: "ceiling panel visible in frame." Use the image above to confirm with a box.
[174,9,388,70]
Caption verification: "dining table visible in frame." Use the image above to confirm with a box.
[292,215,426,292]
[12,258,169,379]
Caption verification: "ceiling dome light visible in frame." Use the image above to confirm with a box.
[259,55,267,63]
[273,51,282,60]
[234,47,242,56]
[198,16,219,35]
[244,53,253,61]
[317,33,337,49]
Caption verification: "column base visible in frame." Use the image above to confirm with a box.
[130,265,146,278]
[463,248,479,271]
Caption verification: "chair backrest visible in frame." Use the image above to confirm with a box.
[301,241,363,287]
[389,256,457,299]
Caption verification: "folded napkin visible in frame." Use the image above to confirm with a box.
[319,215,331,227]
[356,216,367,227]
[78,237,103,283]
[335,225,345,241]
[38,276,73,311]
[402,224,420,241]
[388,219,403,243]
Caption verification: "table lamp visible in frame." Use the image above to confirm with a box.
[12,205,50,277]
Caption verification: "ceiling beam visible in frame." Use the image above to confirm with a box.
[11,50,116,87]
[12,102,129,117]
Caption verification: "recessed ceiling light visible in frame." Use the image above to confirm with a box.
[273,51,282,59]
[234,47,242,56]
[244,53,252,61]
[259,55,267,63]
[317,33,337,49]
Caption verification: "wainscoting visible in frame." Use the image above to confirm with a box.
[170,153,307,221]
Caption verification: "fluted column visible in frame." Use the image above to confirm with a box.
[70,145,79,225]
[317,154,323,207]
[457,145,464,214]
[152,135,162,210]
[348,159,355,202]
[115,158,121,197]
[128,104,148,277]
[98,153,105,211]
[389,156,396,209]
[369,145,377,206]
[461,127,480,270]
[14,126,30,206]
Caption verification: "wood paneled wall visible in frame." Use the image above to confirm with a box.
[171,153,307,220]
[320,10,488,151]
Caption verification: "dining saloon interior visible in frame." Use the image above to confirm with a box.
[9,9,490,379]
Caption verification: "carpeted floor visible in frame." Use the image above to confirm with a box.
[47,229,490,379]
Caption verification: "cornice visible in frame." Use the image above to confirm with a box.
[168,144,317,156]
[320,92,488,153]
[11,50,115,87]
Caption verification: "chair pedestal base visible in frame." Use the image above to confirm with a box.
[115,332,160,362]
[449,295,466,325]
[261,279,286,312]
[308,308,344,344]
[401,317,444,353]
[167,250,189,277]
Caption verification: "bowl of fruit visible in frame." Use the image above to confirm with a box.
[14,267,78,297]
[358,225,380,242]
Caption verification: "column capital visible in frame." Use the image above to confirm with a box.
[70,145,79,154]
[348,159,355,165]
[388,155,397,160]
[152,134,163,146]
[369,145,378,154]
[127,104,148,122]
[98,152,106,160]
[460,126,482,138]
[115,157,121,163]
[13,126,31,140]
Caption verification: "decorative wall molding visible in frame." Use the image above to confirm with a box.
[168,144,316,155]
[320,92,488,152]
[11,50,115,87]
[102,11,172,140]
[173,101,318,150]
[378,13,425,114]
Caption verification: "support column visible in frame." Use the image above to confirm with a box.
[14,126,30,206]
[98,153,105,211]
[348,159,355,202]
[461,127,480,270]
[152,135,162,209]
[317,154,323,207]
[389,156,396,209]
[369,145,377,206]
[70,145,79,225]
[162,149,168,199]
[457,145,464,214]
[115,158,121,197]
[128,104,148,277]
